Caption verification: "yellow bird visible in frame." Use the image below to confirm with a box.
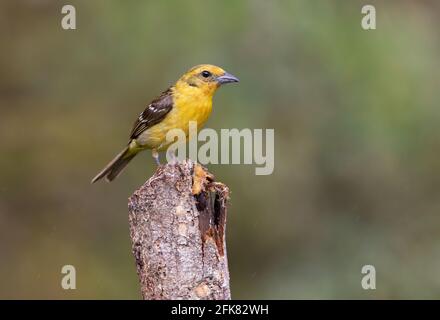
[91,64,239,183]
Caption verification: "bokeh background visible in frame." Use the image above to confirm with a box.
[1,0,440,299]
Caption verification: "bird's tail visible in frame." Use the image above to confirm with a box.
[91,145,138,183]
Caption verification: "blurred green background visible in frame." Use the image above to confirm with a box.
[1,0,440,299]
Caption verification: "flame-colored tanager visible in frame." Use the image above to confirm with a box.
[91,64,239,183]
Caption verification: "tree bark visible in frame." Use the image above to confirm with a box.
[128,160,231,300]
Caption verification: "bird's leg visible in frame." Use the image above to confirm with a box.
[152,149,161,166]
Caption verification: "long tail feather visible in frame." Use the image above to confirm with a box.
[91,146,137,183]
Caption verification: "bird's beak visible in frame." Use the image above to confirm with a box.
[216,72,239,85]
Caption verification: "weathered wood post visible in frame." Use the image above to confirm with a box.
[128,160,230,300]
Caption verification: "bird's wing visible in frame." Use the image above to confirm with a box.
[130,88,174,139]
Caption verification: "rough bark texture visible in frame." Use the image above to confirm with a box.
[128,160,230,300]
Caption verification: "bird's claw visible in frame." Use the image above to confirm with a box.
[152,149,161,166]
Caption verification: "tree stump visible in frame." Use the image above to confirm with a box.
[128,160,231,300]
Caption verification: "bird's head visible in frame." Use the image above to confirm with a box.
[177,64,239,96]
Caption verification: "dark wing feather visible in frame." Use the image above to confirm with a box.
[130,88,174,139]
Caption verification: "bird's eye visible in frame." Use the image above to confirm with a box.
[201,70,212,78]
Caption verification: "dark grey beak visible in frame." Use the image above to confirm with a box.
[216,72,239,85]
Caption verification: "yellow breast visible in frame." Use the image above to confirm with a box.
[137,84,214,150]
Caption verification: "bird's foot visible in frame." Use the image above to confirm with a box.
[152,149,161,166]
